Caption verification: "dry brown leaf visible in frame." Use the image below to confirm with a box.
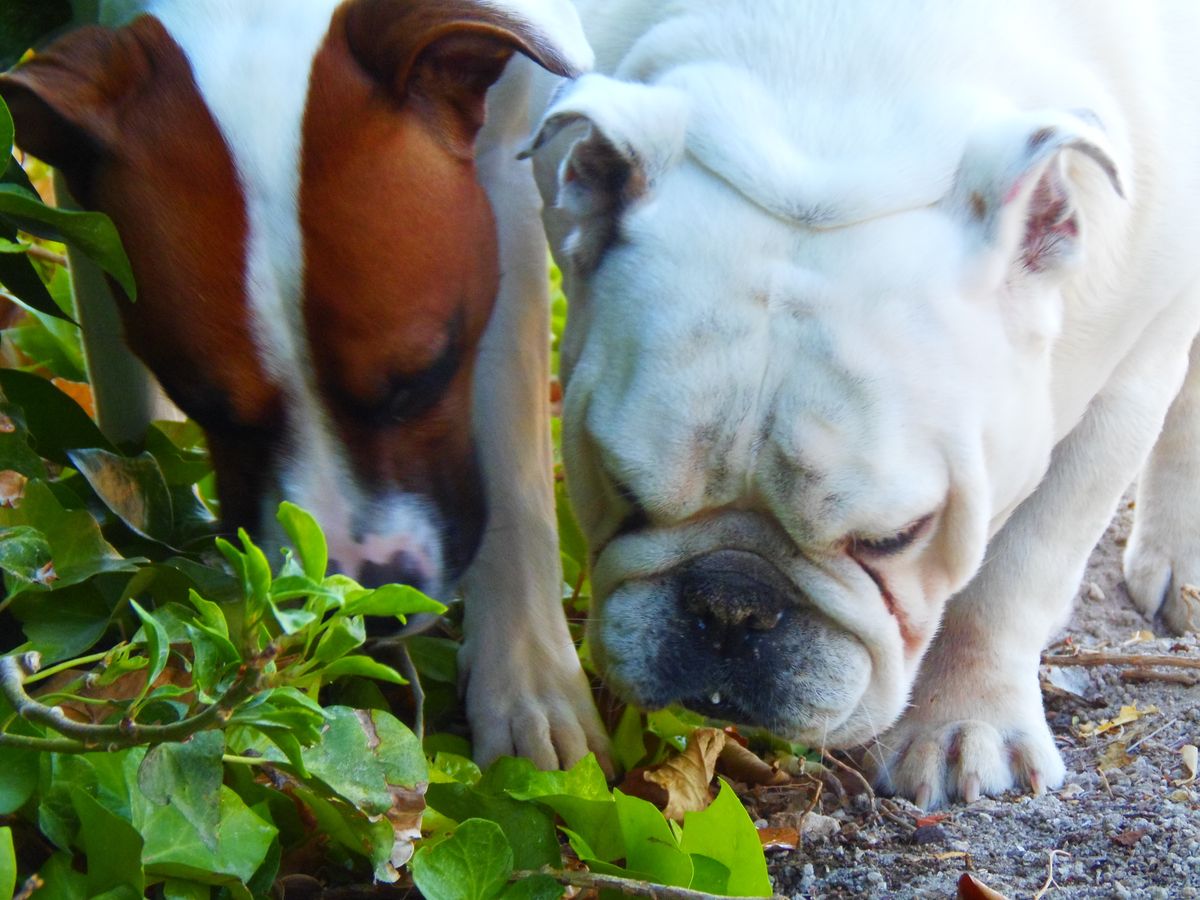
[51,378,96,419]
[0,470,27,508]
[1076,703,1158,738]
[1097,739,1133,772]
[957,873,1010,899]
[1176,744,1199,786]
[757,826,798,851]
[916,813,950,828]
[717,739,792,787]
[1123,630,1156,646]
[933,851,970,861]
[643,727,727,820]
[1112,828,1150,848]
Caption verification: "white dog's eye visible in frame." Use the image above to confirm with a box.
[855,514,934,556]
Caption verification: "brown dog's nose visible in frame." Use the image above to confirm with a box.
[356,551,432,592]
[678,550,790,651]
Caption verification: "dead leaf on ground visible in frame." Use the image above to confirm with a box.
[957,872,1011,899]
[757,826,799,851]
[1122,630,1156,646]
[0,470,27,507]
[916,812,950,828]
[1096,739,1134,772]
[1112,828,1150,848]
[621,727,726,820]
[1176,744,1198,786]
[1075,703,1158,738]
[717,738,792,787]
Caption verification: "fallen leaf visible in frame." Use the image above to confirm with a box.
[1076,703,1158,738]
[51,378,96,419]
[717,739,791,787]
[933,851,970,861]
[757,826,798,851]
[1169,788,1193,803]
[1123,630,1156,645]
[1097,739,1133,772]
[1112,828,1150,848]
[915,812,949,828]
[957,873,1010,900]
[1177,744,1198,786]
[0,470,27,507]
[629,727,726,820]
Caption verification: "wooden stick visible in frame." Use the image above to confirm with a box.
[512,867,786,900]
[1042,652,1200,671]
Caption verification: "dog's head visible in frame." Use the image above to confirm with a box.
[531,73,1125,745]
[0,0,589,594]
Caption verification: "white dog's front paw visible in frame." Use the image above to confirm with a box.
[460,635,612,775]
[1124,526,1200,634]
[866,693,1064,810]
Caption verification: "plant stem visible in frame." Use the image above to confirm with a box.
[0,646,277,749]
[223,754,270,766]
[23,651,110,685]
[512,867,784,900]
[0,732,90,753]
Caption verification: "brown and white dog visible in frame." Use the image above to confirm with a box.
[0,0,609,770]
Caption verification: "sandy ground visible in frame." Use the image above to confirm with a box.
[761,498,1200,899]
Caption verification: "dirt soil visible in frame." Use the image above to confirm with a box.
[760,497,1200,899]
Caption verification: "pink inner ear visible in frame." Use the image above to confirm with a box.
[1019,167,1077,273]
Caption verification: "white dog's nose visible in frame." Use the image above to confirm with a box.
[678,550,790,651]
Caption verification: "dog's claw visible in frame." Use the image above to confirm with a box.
[1029,770,1046,797]
[962,773,981,803]
[915,783,933,810]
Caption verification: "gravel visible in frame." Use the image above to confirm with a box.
[762,497,1200,898]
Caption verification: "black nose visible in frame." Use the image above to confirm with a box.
[677,551,791,653]
[354,551,432,592]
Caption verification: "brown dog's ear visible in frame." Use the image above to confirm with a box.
[0,19,164,195]
[344,0,591,158]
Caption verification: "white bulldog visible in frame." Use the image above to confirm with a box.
[528,0,1200,807]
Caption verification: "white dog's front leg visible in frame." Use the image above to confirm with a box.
[1124,331,1200,633]
[870,306,1198,808]
[458,63,610,773]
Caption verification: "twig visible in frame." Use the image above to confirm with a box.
[13,874,44,900]
[392,642,425,742]
[1120,667,1199,686]
[24,244,68,268]
[512,866,785,900]
[0,647,275,751]
[1032,849,1069,900]
[1125,720,1175,755]
[1042,652,1200,671]
[820,750,913,829]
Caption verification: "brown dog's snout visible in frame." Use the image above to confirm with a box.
[677,550,793,651]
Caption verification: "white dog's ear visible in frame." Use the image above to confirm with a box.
[524,74,689,272]
[950,109,1124,278]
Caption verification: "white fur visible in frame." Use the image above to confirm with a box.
[533,0,1200,805]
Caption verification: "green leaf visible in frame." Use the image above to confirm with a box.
[343,583,447,619]
[318,654,407,685]
[137,732,225,851]
[0,98,12,155]
[186,623,239,700]
[679,780,772,897]
[267,599,317,635]
[0,826,14,900]
[426,782,560,871]
[613,705,648,772]
[412,818,513,900]
[11,581,113,662]
[0,369,114,463]
[137,784,276,884]
[405,635,459,684]
[71,786,145,898]
[0,183,136,298]
[0,740,39,814]
[613,790,692,888]
[502,874,562,900]
[0,402,49,479]
[0,524,52,585]
[275,502,327,580]
[313,616,366,663]
[33,851,88,900]
[67,449,174,542]
[129,599,169,700]
[301,707,426,816]
[0,242,65,320]
[0,2,72,69]
[162,879,211,900]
